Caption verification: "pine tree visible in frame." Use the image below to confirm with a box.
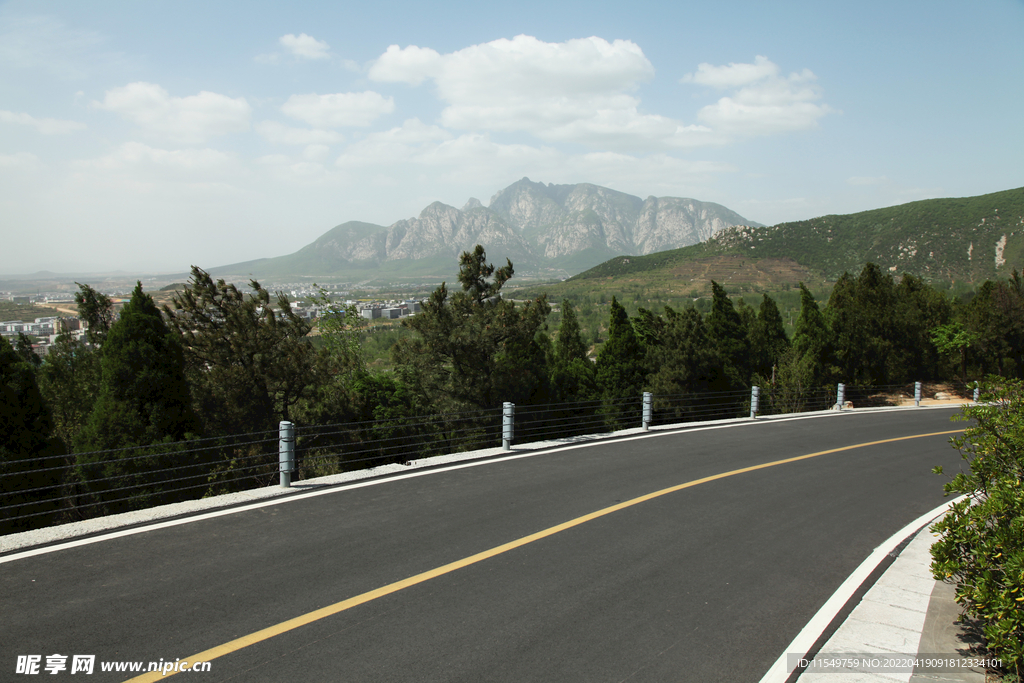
[393,246,551,411]
[164,267,316,436]
[1,336,64,533]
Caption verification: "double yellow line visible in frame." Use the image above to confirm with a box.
[127,429,961,681]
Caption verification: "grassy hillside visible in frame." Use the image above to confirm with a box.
[571,186,1024,287]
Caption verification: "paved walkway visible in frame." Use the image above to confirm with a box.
[795,523,988,683]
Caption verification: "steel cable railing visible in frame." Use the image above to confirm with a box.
[2,381,950,536]
[295,408,501,476]
[651,389,751,425]
[0,431,279,532]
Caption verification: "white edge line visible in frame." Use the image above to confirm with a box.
[0,406,960,565]
[756,494,967,683]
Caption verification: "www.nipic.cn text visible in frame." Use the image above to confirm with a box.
[15,655,211,675]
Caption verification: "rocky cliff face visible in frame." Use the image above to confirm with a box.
[217,178,761,279]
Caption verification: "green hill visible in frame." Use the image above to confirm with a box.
[570,187,1024,288]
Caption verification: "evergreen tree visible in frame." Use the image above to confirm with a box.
[631,308,664,351]
[646,306,717,420]
[791,283,834,387]
[1,336,64,533]
[74,283,115,347]
[827,264,899,385]
[38,331,101,452]
[550,299,597,404]
[595,297,644,421]
[893,274,950,382]
[76,283,200,511]
[392,246,551,412]
[164,267,316,436]
[556,299,589,364]
[749,293,790,382]
[705,281,751,391]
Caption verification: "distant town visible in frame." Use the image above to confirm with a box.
[1,280,423,358]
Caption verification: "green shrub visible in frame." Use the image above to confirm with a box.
[931,379,1024,681]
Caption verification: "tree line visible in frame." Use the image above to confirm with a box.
[2,246,1022,533]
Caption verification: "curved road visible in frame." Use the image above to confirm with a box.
[2,408,966,682]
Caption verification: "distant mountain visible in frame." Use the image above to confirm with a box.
[570,186,1024,287]
[208,178,760,282]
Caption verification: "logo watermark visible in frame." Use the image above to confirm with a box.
[15,655,211,675]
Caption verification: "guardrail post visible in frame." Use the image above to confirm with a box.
[836,383,846,411]
[750,386,760,419]
[642,392,653,431]
[279,421,294,488]
[502,402,514,451]
[973,383,980,403]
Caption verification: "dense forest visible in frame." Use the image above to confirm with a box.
[3,245,1024,535]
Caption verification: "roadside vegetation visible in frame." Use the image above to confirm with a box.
[2,246,1024,536]
[932,380,1024,681]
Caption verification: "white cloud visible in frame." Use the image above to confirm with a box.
[0,14,127,79]
[279,33,330,60]
[281,91,394,128]
[332,121,734,197]
[682,55,778,88]
[255,120,344,145]
[334,119,453,167]
[369,44,444,86]
[72,142,242,188]
[302,144,330,161]
[0,109,86,134]
[93,82,251,144]
[0,151,43,169]
[368,35,713,150]
[683,56,833,136]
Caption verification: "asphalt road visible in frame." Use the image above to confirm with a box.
[2,407,967,682]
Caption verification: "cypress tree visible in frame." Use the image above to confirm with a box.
[76,282,199,512]
[551,299,597,404]
[792,283,834,387]
[646,306,716,420]
[556,299,588,364]
[749,293,790,381]
[705,281,751,391]
[595,297,644,420]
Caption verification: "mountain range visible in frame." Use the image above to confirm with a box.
[210,178,761,282]
[569,186,1024,288]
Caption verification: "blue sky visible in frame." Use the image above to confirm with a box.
[1,0,1022,274]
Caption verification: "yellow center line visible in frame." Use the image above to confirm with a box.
[126,428,962,682]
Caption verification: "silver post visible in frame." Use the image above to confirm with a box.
[836,383,846,411]
[914,381,922,407]
[502,402,514,451]
[642,392,653,431]
[750,386,760,419]
[279,420,294,488]
[973,383,980,403]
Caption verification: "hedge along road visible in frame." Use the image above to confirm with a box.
[1,407,966,682]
